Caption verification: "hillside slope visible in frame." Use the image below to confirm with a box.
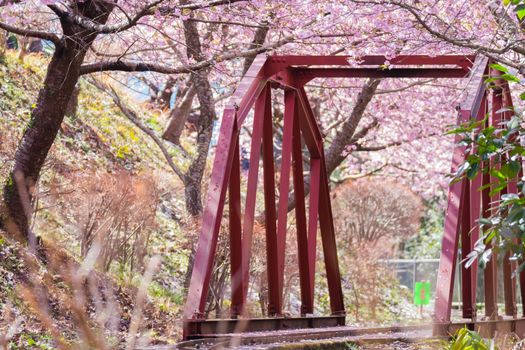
[0,52,192,347]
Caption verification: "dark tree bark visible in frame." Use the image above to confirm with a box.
[1,1,114,240]
[65,84,80,118]
[27,39,43,53]
[241,23,269,76]
[180,4,217,217]
[285,78,381,213]
[0,30,6,61]
[324,78,381,174]
[180,16,269,216]
[158,76,177,109]
[163,82,197,145]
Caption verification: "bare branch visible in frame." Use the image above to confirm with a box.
[163,83,197,144]
[186,18,265,29]
[348,118,379,144]
[375,79,435,95]
[91,80,186,180]
[177,0,247,11]
[353,141,401,152]
[350,0,525,73]
[48,0,248,35]
[0,21,61,46]
[48,1,163,34]
[79,36,294,75]
[332,162,389,183]
[242,22,270,75]
[354,132,437,152]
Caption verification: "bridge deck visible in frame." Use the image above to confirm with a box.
[171,318,525,349]
[166,325,433,349]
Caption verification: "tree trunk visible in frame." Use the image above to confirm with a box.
[180,5,217,217]
[241,23,269,76]
[0,29,6,62]
[178,1,217,291]
[183,175,204,216]
[324,79,381,174]
[158,76,177,109]
[284,78,381,213]
[180,13,271,300]
[1,1,114,240]
[17,36,27,61]
[65,84,80,118]
[163,83,197,145]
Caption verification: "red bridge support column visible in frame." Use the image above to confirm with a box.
[434,58,525,337]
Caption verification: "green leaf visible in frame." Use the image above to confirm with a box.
[478,182,492,191]
[501,161,520,178]
[479,218,493,226]
[507,206,525,223]
[515,4,525,20]
[502,193,520,201]
[467,162,479,180]
[490,168,506,180]
[508,116,520,130]
[490,63,509,73]
[514,261,525,278]
[501,73,520,82]
[456,161,471,177]
[518,8,525,20]
[479,248,493,268]
[489,182,507,196]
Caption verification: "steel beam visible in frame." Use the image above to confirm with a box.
[307,158,321,306]
[184,316,346,338]
[267,55,475,70]
[499,81,518,317]
[502,81,522,317]
[261,88,280,316]
[293,67,469,85]
[239,86,271,313]
[434,55,489,323]
[482,162,498,319]
[318,152,345,315]
[229,135,243,317]
[275,90,297,313]
[184,109,239,325]
[292,107,312,315]
[434,110,469,322]
[460,182,474,319]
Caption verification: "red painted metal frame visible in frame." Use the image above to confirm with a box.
[182,54,503,339]
[434,56,488,323]
[434,57,525,331]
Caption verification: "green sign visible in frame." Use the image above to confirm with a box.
[414,281,431,306]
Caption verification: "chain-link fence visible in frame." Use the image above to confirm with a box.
[383,255,525,313]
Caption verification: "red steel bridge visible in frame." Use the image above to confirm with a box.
[182,54,525,339]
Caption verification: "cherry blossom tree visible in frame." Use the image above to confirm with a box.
[0,0,300,239]
[0,0,510,247]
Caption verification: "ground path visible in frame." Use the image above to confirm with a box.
[138,325,435,349]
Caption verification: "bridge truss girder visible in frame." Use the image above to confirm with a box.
[181,54,516,339]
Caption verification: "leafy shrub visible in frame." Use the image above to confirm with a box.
[448,328,497,350]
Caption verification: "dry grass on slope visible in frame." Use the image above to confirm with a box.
[0,227,180,349]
